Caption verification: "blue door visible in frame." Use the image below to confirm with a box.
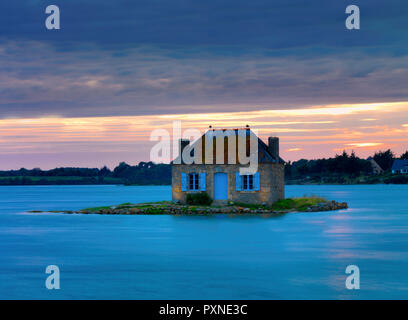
[214,173,228,200]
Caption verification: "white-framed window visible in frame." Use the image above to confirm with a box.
[188,173,199,191]
[235,172,260,191]
[242,174,254,191]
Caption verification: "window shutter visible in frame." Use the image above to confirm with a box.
[181,173,187,191]
[200,173,206,191]
[235,172,241,191]
[254,172,260,191]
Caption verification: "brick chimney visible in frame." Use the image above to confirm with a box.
[268,137,279,160]
[179,139,190,164]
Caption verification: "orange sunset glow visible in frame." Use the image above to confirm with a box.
[1,101,408,169]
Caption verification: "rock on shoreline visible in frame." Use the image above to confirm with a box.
[305,200,348,212]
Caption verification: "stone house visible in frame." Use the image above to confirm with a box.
[171,128,285,205]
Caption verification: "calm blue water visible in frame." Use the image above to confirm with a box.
[0,185,407,299]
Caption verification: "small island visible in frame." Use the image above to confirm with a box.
[30,196,348,215]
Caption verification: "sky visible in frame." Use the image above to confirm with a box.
[0,0,408,169]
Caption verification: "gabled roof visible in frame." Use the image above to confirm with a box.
[173,128,285,164]
[392,159,408,170]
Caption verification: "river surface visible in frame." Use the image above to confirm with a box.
[0,185,407,299]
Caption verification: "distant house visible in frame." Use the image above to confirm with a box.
[367,157,384,175]
[392,160,408,174]
[171,128,285,205]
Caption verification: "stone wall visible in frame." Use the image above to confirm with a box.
[172,163,284,205]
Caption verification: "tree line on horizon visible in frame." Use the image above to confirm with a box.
[0,149,407,185]
[0,161,171,185]
[285,149,408,184]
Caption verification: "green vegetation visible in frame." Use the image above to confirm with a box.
[186,192,213,205]
[83,201,172,212]
[271,196,327,212]
[83,205,112,212]
[231,196,327,212]
[83,202,134,212]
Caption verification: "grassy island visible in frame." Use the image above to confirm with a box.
[30,196,348,215]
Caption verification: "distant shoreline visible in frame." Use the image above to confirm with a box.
[1,179,407,186]
[2,181,408,186]
[2,153,408,185]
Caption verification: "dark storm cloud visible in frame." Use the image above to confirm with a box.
[0,0,407,117]
[2,0,407,49]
